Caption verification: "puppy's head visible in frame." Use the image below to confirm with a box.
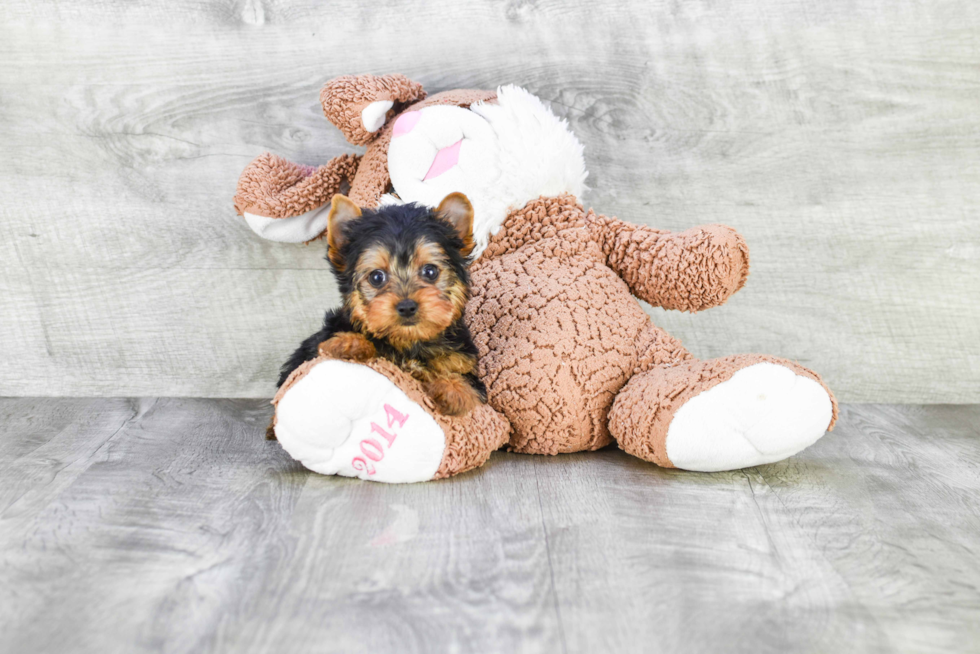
[326,193,475,349]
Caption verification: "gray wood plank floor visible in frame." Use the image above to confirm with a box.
[1,400,978,654]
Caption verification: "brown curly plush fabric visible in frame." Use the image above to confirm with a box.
[233,152,360,219]
[608,354,839,467]
[268,191,836,474]
[466,194,835,460]
[246,75,839,478]
[273,355,510,479]
[320,74,426,146]
[590,214,750,312]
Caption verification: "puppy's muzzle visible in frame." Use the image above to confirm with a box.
[396,299,419,319]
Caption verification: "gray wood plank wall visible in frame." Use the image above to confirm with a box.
[1,0,978,400]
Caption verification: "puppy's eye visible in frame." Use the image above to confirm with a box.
[420,264,440,282]
[368,269,387,288]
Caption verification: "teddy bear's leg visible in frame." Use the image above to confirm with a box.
[608,354,838,471]
[272,357,510,482]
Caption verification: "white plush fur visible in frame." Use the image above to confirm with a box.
[275,360,446,483]
[361,100,393,133]
[664,363,834,472]
[244,207,329,243]
[467,86,588,251]
[246,87,588,251]
[385,85,588,259]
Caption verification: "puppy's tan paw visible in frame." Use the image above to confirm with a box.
[318,332,376,361]
[425,375,483,416]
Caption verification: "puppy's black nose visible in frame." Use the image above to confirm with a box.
[396,299,418,318]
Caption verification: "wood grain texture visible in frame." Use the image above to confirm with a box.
[0,0,978,399]
[1,399,979,653]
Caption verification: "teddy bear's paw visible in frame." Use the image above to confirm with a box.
[665,362,833,472]
[274,359,446,483]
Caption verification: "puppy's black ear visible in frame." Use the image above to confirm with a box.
[436,192,475,257]
[327,194,362,269]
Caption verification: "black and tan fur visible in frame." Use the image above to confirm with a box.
[275,193,486,428]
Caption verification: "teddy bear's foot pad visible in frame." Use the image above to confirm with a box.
[274,360,446,483]
[665,362,833,472]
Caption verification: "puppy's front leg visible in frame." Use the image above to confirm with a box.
[424,373,484,417]
[318,332,377,361]
[419,352,485,416]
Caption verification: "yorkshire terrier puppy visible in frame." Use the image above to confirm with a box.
[276,192,486,425]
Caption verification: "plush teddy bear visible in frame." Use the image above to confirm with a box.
[234,73,838,483]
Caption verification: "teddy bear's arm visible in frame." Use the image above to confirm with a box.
[588,213,750,312]
[234,152,361,219]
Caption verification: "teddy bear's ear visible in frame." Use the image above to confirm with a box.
[320,74,427,146]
